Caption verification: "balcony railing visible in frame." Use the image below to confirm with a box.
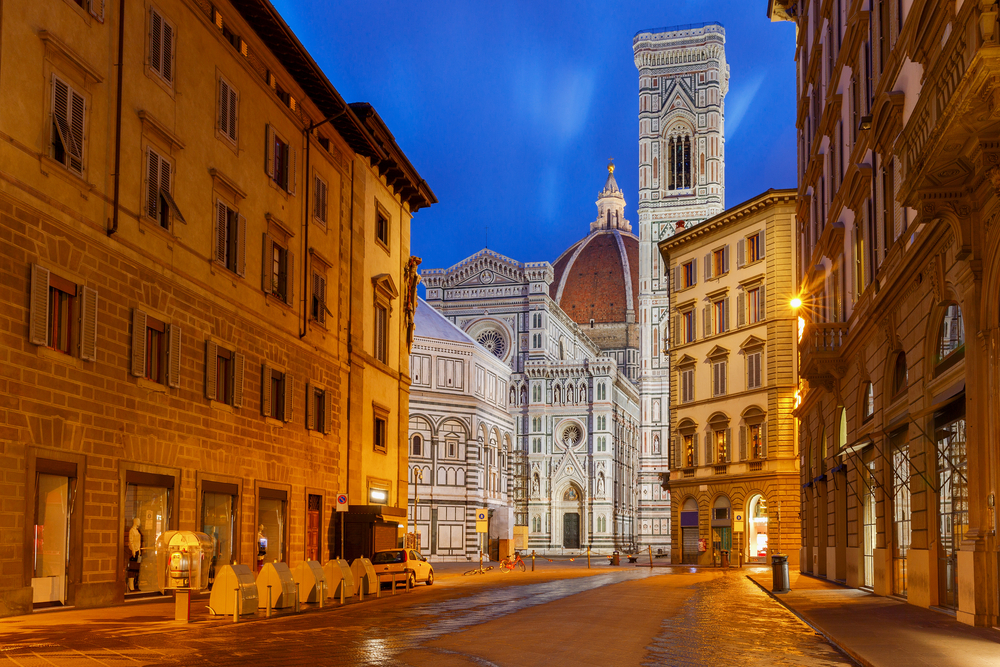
[800,322,849,383]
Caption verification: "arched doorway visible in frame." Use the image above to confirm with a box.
[747,495,769,563]
[680,497,700,564]
[558,484,583,549]
[711,496,732,566]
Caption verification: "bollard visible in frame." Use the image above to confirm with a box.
[648,545,653,569]
[390,574,395,596]
[531,550,535,572]
[319,580,324,609]
[233,588,239,624]
[480,550,483,573]
[359,577,364,602]
[377,575,381,599]
[587,547,591,569]
[266,585,273,618]
[340,578,345,605]
[295,582,300,613]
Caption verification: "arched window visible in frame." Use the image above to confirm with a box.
[892,352,907,398]
[862,382,875,422]
[653,333,659,357]
[411,434,422,456]
[838,407,847,453]
[937,303,964,367]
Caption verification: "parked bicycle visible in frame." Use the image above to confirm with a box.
[498,551,526,573]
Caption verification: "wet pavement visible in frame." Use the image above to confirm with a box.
[0,565,856,666]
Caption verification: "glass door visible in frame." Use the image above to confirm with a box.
[32,474,72,605]
[937,412,967,610]
[124,483,171,594]
[202,491,236,587]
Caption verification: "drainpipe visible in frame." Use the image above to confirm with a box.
[107,0,126,236]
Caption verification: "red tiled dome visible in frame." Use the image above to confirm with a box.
[549,230,639,324]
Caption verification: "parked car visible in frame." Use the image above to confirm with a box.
[371,548,434,587]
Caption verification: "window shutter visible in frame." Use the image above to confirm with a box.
[725,428,731,462]
[305,383,315,431]
[875,167,884,263]
[219,79,230,137]
[283,373,293,422]
[673,437,680,469]
[704,253,711,281]
[79,286,98,361]
[703,307,709,339]
[265,124,274,178]
[324,387,333,433]
[159,154,171,216]
[761,423,768,458]
[737,291,745,328]
[261,363,272,416]
[131,308,147,377]
[68,89,85,174]
[150,10,162,78]
[893,158,904,241]
[261,233,273,294]
[723,297,730,332]
[228,85,238,141]
[236,214,247,277]
[89,0,104,21]
[161,20,173,83]
[29,263,50,346]
[318,275,327,325]
[205,340,218,400]
[720,361,727,395]
[146,149,160,219]
[692,433,699,466]
[739,426,747,461]
[214,200,227,264]
[673,265,681,289]
[758,231,766,259]
[758,283,766,322]
[673,314,679,346]
[167,324,182,388]
[691,258,697,285]
[290,148,297,195]
[737,238,745,268]
[232,352,245,408]
[284,251,294,306]
[723,245,729,273]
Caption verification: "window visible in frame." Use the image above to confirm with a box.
[50,75,85,175]
[306,384,332,434]
[710,298,729,335]
[740,285,765,327]
[261,364,292,422]
[375,207,390,248]
[681,367,694,403]
[532,437,542,453]
[684,434,695,467]
[149,8,174,84]
[131,308,181,386]
[747,351,762,389]
[205,341,244,407]
[892,352,907,398]
[313,175,328,225]
[739,230,765,266]
[218,77,238,143]
[265,125,295,193]
[263,236,293,305]
[667,135,692,189]
[411,434,422,456]
[682,309,695,344]
[532,312,542,328]
[374,303,388,363]
[715,429,730,463]
[213,200,245,276]
[311,271,328,326]
[937,303,964,366]
[713,360,727,396]
[748,423,765,459]
[680,259,697,288]
[532,385,541,402]
[144,147,183,230]
[29,264,98,360]
[862,382,875,422]
[709,246,729,278]
[373,404,389,453]
[596,436,607,452]
[446,439,457,458]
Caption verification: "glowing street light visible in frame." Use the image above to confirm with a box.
[790,297,802,309]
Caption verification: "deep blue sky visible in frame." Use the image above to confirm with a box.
[273,0,798,273]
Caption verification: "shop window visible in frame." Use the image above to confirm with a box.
[131,309,181,387]
[30,457,80,607]
[256,487,287,569]
[892,351,907,398]
[205,341,245,407]
[124,471,175,594]
[373,403,389,453]
[201,480,238,583]
[29,264,98,360]
[261,364,292,422]
[936,303,964,370]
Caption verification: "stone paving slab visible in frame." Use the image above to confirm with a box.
[748,571,1000,667]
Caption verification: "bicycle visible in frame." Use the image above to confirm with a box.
[498,551,526,573]
[463,565,494,575]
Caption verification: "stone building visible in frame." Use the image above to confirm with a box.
[633,23,731,554]
[422,168,642,554]
[0,0,433,616]
[660,190,800,566]
[407,299,516,561]
[769,0,1000,625]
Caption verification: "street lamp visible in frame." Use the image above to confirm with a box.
[409,467,424,550]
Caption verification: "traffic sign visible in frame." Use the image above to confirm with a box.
[733,512,744,532]
[336,494,349,512]
[476,520,488,533]
[475,508,488,522]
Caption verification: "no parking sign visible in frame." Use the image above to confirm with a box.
[336,494,349,512]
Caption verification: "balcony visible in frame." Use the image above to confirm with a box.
[800,322,849,387]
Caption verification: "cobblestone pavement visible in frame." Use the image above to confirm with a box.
[0,566,855,666]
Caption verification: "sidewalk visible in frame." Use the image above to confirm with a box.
[747,571,1000,667]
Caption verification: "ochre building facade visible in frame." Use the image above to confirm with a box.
[0,0,433,616]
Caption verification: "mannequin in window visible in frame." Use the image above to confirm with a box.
[126,518,142,591]
[257,524,268,570]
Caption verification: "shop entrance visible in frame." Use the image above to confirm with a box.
[711,495,732,566]
[747,495,768,563]
[32,474,73,605]
[123,476,173,595]
[936,401,967,610]
[680,497,699,564]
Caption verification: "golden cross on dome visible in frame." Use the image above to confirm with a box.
[608,158,615,174]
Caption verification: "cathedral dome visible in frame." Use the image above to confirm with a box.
[549,164,639,325]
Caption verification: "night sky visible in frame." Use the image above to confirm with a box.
[272,0,798,276]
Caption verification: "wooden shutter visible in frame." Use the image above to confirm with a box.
[89,0,104,21]
[722,297,730,332]
[739,426,747,461]
[131,308,147,377]
[737,238,745,268]
[261,363,272,416]
[691,258,697,285]
[283,372,293,422]
[150,10,162,78]
[737,291,746,328]
[284,251,294,306]
[323,388,333,434]
[29,263,50,346]
[673,314,679,346]
[161,19,173,83]
[692,433,699,466]
[232,352,245,408]
[290,147,297,195]
[720,361,727,395]
[167,324,182,388]
[704,253,711,281]
[317,274,327,325]
[236,214,247,277]
[205,340,218,400]
[702,307,709,339]
[219,79,230,137]
[761,423,768,458]
[79,286,98,361]
[305,383,315,430]
[265,124,274,178]
[758,283,766,322]
[673,265,681,289]
[757,231,766,259]
[213,200,227,264]
[145,149,160,219]
[228,84,238,141]
[725,428,731,462]
[69,90,84,174]
[261,233,273,294]
[723,245,729,273]
[159,154,171,218]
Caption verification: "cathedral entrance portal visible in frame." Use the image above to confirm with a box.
[563,513,580,548]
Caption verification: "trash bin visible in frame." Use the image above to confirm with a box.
[720,550,730,569]
[771,554,790,593]
[611,550,620,566]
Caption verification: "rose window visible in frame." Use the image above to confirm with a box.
[477,329,507,359]
[563,424,581,446]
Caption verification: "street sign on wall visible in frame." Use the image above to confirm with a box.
[336,494,349,512]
